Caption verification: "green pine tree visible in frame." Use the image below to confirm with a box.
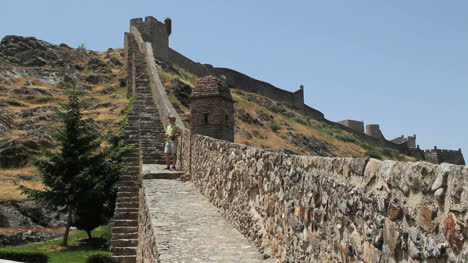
[19,86,124,246]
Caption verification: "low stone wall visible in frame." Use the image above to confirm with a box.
[137,187,159,263]
[180,135,467,262]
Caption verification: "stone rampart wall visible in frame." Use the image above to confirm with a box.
[178,135,467,262]
[424,149,465,166]
[168,48,211,77]
[129,26,187,130]
[137,188,159,263]
[166,46,325,120]
[128,24,467,263]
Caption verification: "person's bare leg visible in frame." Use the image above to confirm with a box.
[172,154,177,169]
[165,153,171,169]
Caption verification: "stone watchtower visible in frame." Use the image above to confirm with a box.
[190,76,234,142]
[130,16,172,60]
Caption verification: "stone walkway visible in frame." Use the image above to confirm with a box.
[144,178,274,263]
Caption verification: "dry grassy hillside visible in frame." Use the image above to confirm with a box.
[0,36,129,200]
[158,63,413,161]
[0,35,413,201]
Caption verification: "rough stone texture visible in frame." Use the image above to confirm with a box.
[366,124,385,140]
[0,200,66,229]
[190,76,234,142]
[176,136,467,262]
[138,184,158,263]
[391,134,417,148]
[337,120,365,134]
[126,17,467,262]
[0,230,62,247]
[143,179,272,263]
[424,148,465,165]
[130,17,171,61]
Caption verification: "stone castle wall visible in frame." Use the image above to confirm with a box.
[338,120,365,134]
[425,148,465,166]
[131,17,171,61]
[131,16,323,120]
[176,135,467,262]
[137,188,159,263]
[171,48,322,119]
[127,21,467,263]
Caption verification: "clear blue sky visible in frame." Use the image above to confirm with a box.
[2,0,467,154]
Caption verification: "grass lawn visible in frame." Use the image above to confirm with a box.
[0,225,112,263]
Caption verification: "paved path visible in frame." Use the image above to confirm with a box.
[144,178,274,263]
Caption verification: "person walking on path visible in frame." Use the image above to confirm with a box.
[164,116,181,170]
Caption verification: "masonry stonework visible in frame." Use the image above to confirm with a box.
[190,76,234,142]
[337,120,365,134]
[124,17,468,262]
[180,136,467,262]
[131,17,171,61]
[366,124,385,140]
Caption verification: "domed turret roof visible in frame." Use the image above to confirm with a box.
[191,75,233,101]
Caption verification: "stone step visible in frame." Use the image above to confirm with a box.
[112,239,138,248]
[115,207,139,213]
[112,256,136,263]
[143,172,185,180]
[116,196,139,203]
[112,226,138,234]
[114,212,138,220]
[141,160,166,165]
[113,220,138,227]
[141,154,165,159]
[115,201,139,209]
[111,246,137,255]
[117,191,139,198]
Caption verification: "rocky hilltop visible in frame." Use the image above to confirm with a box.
[0,35,129,246]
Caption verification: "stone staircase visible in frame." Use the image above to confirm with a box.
[111,44,167,263]
[111,110,140,263]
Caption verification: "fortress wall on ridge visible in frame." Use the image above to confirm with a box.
[126,20,467,263]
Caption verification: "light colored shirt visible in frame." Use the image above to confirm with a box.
[165,124,180,142]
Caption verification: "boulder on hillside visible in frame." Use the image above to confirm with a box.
[0,139,32,168]
[19,105,57,118]
[235,108,263,127]
[108,56,122,67]
[0,200,66,228]
[85,74,101,84]
[0,99,26,107]
[172,78,191,107]
[0,109,14,134]
[87,57,112,73]
[0,35,60,67]
[284,132,332,157]
[0,230,62,247]
[100,86,115,94]
[11,86,51,96]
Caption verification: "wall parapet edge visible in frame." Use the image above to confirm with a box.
[179,134,467,262]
